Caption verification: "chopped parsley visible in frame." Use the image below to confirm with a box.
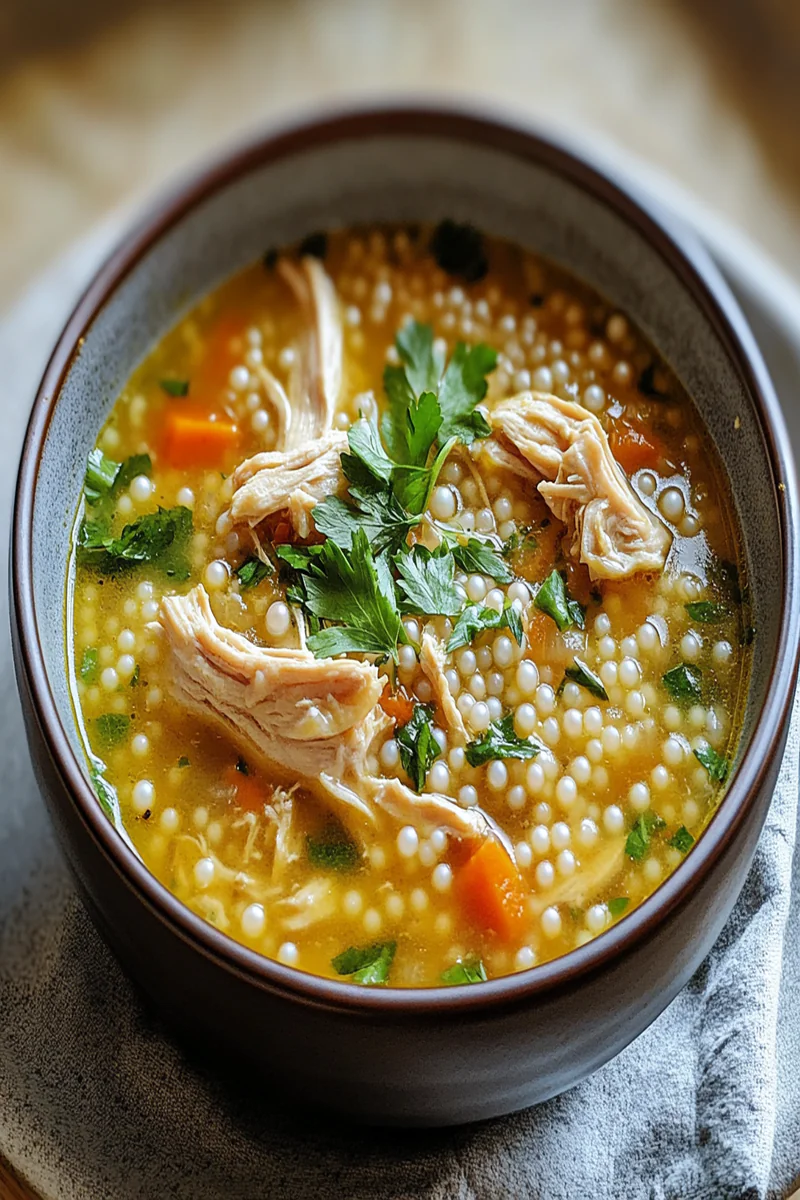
[177,756,190,768]
[534,570,585,633]
[395,704,438,792]
[84,449,120,504]
[159,378,190,397]
[668,826,695,854]
[694,744,730,782]
[625,811,666,861]
[94,713,131,749]
[80,647,99,683]
[563,657,608,701]
[685,601,728,623]
[465,713,542,767]
[445,534,513,583]
[608,897,630,919]
[129,665,140,687]
[661,663,702,704]
[89,757,120,823]
[235,556,272,589]
[394,544,462,617]
[441,956,488,985]
[79,504,192,580]
[306,824,360,872]
[502,525,538,559]
[332,941,396,985]
[446,600,523,654]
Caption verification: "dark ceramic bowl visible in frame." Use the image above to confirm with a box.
[10,105,800,1126]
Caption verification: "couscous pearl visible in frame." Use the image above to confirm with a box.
[555,775,577,809]
[398,645,417,672]
[515,661,538,695]
[637,622,659,652]
[130,474,153,504]
[542,716,560,746]
[117,495,133,516]
[604,804,625,834]
[116,654,136,680]
[514,946,536,970]
[449,747,466,770]
[101,667,119,691]
[410,888,428,913]
[664,705,682,731]
[193,856,215,888]
[493,636,515,668]
[598,636,616,660]
[663,736,684,766]
[432,864,453,893]
[536,684,556,716]
[459,785,479,808]
[193,806,208,829]
[551,821,571,850]
[241,903,265,939]
[644,858,663,884]
[419,842,436,868]
[429,762,450,791]
[457,649,477,677]
[602,726,622,755]
[487,671,505,696]
[584,706,603,735]
[403,618,420,643]
[397,826,419,858]
[343,889,363,916]
[533,366,553,391]
[713,640,733,666]
[487,760,508,790]
[251,409,269,433]
[363,908,382,935]
[160,807,179,833]
[469,702,491,732]
[563,709,583,738]
[536,860,555,888]
[689,704,707,730]
[578,818,599,848]
[278,942,299,966]
[541,907,562,938]
[430,486,457,521]
[278,347,296,370]
[583,384,605,412]
[515,842,533,869]
[466,575,487,603]
[594,613,611,636]
[629,782,650,812]
[204,560,228,590]
[117,629,136,653]
[514,704,537,737]
[385,893,404,920]
[530,825,550,856]
[445,669,460,696]
[619,658,640,688]
[469,674,487,700]
[485,588,505,613]
[681,632,702,661]
[562,682,582,708]
[266,602,291,637]
[131,734,149,758]
[507,785,526,811]
[659,487,685,522]
[600,661,618,688]
[476,646,493,672]
[526,761,545,793]
[587,904,608,934]
[380,739,400,770]
[626,691,646,718]
[569,756,591,786]
[651,764,670,790]
[229,365,250,391]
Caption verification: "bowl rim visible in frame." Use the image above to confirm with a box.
[12,100,800,1017]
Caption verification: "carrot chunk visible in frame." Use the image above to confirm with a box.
[223,763,266,811]
[455,839,526,941]
[379,684,415,725]
[162,409,239,469]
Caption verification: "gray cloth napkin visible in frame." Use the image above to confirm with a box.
[1,219,800,1200]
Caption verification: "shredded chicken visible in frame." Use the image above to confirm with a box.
[419,633,467,744]
[253,363,292,446]
[227,430,347,538]
[264,787,301,884]
[488,392,672,580]
[277,256,343,448]
[527,837,626,915]
[158,585,386,787]
[366,777,513,857]
[278,877,338,930]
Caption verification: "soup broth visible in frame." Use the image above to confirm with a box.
[69,224,750,987]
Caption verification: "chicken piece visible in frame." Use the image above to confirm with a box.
[253,363,292,446]
[278,256,343,448]
[228,430,347,538]
[489,392,672,580]
[158,586,386,797]
[365,777,514,859]
[264,787,301,883]
[278,877,337,930]
[527,837,626,915]
[419,632,467,744]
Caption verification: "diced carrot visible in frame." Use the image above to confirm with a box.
[223,764,267,811]
[524,609,551,659]
[162,408,239,469]
[193,314,245,404]
[379,684,415,725]
[610,422,665,474]
[455,839,527,941]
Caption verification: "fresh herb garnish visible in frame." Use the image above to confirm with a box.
[444,534,513,583]
[84,449,120,505]
[235,556,272,589]
[274,543,324,570]
[625,812,666,861]
[177,756,190,768]
[446,599,523,653]
[95,713,130,749]
[306,824,360,872]
[393,545,462,617]
[563,657,608,701]
[395,704,439,792]
[441,956,488,985]
[80,647,99,683]
[662,663,702,704]
[608,897,630,919]
[668,826,695,854]
[159,378,190,398]
[332,941,396,985]
[694,744,730,782]
[89,757,120,823]
[685,601,728,623]
[79,505,192,579]
[430,220,488,283]
[129,665,140,687]
[534,569,585,632]
[502,525,538,559]
[465,713,542,767]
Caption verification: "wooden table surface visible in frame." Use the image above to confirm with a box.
[1,1,800,1196]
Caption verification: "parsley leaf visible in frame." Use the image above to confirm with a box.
[114,454,152,493]
[502,525,538,559]
[80,647,99,683]
[534,570,585,632]
[95,713,130,749]
[441,956,488,985]
[395,704,438,791]
[668,826,695,854]
[447,599,523,653]
[332,941,396,985]
[235,556,272,589]
[79,505,192,580]
[394,545,462,617]
[274,544,324,570]
[89,755,121,823]
[444,533,513,583]
[563,657,608,701]
[313,487,418,556]
[662,663,702,704]
[685,601,728,623]
[608,897,630,919]
[160,378,190,397]
[437,342,496,444]
[177,756,190,768]
[306,824,360,872]
[302,530,403,660]
[84,448,120,505]
[465,713,542,767]
[395,319,444,398]
[694,744,729,782]
[625,812,666,861]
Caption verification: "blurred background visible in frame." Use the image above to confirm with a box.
[1,0,799,315]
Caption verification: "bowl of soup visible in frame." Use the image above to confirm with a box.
[11,105,799,1125]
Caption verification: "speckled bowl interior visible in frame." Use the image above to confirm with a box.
[32,115,784,847]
